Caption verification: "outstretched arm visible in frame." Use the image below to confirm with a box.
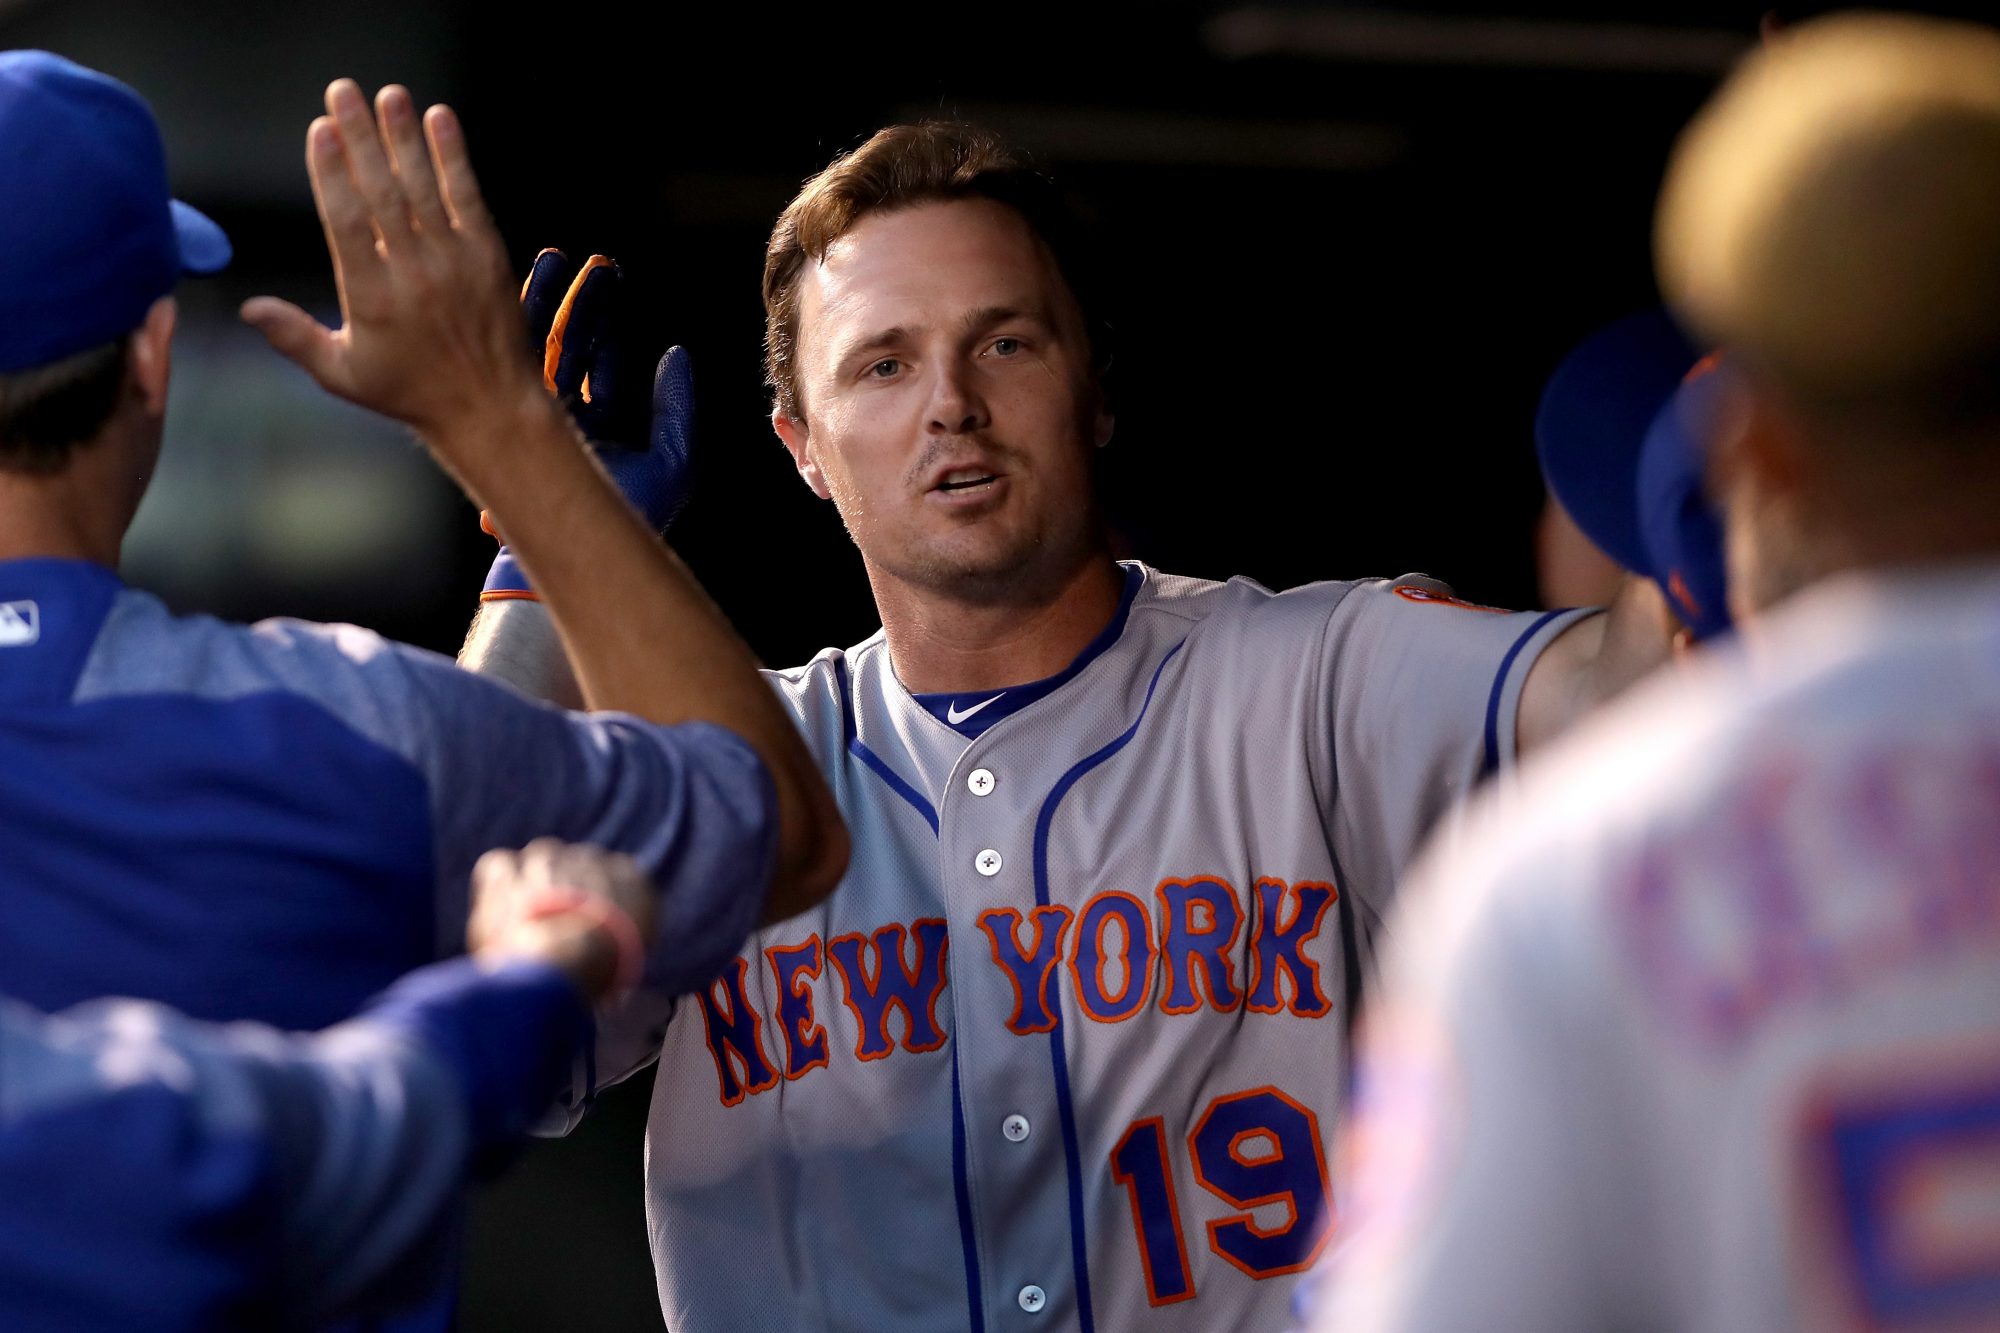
[1515,574,1677,754]
[240,79,844,921]
[0,841,647,1326]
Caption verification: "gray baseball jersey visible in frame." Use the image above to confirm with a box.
[607,562,1586,1331]
[1309,566,2000,1332]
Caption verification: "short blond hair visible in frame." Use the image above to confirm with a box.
[1657,13,2000,427]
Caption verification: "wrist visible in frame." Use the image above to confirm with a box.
[512,885,646,1002]
[426,382,573,497]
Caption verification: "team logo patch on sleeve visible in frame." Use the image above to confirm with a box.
[1391,585,1505,613]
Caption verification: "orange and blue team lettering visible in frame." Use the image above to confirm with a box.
[826,919,951,1060]
[692,877,1340,1305]
[1186,1087,1331,1279]
[1247,878,1336,1017]
[976,905,1073,1034]
[1158,877,1244,1014]
[1110,1086,1333,1303]
[1805,1052,2000,1325]
[1112,1116,1198,1305]
[695,875,1336,1104]
[1072,891,1156,1022]
[765,935,830,1081]
[697,957,780,1106]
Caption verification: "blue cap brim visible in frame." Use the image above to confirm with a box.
[1637,369,1734,641]
[171,198,231,275]
[1534,308,1699,577]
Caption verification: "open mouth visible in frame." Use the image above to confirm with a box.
[933,469,1000,493]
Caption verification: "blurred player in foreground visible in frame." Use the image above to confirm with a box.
[1309,13,2000,1330]
[464,116,1680,1325]
[0,51,843,1330]
[1,840,649,1333]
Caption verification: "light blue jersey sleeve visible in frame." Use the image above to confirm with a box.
[78,594,779,994]
[0,959,589,1332]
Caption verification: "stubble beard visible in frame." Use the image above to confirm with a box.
[833,477,1099,611]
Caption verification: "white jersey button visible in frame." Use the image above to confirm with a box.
[1017,1285,1046,1314]
[967,767,996,796]
[1001,1114,1030,1142]
[976,849,1003,877]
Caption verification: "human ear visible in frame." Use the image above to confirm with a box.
[129,296,177,417]
[772,408,832,500]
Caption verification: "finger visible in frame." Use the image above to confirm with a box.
[376,84,450,238]
[546,841,612,896]
[240,297,348,395]
[465,848,525,951]
[548,255,619,401]
[518,836,567,888]
[638,345,697,528]
[423,103,495,237]
[302,116,386,317]
[575,261,650,440]
[470,846,521,897]
[324,78,416,258]
[522,248,577,368]
[653,345,696,458]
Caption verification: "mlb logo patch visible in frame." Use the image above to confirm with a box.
[0,599,40,647]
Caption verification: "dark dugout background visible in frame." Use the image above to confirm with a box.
[4,1,1970,1327]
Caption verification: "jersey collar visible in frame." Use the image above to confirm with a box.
[912,563,1145,739]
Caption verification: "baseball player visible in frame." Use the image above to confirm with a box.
[2,838,654,1332]
[465,117,1684,1328]
[1308,13,2000,1330]
[0,53,843,1329]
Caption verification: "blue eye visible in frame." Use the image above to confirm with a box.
[870,359,901,378]
[990,337,1021,356]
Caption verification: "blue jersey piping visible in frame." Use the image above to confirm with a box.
[1030,638,1187,1333]
[835,655,939,834]
[1481,609,1570,778]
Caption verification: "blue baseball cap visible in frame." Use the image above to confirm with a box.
[0,50,230,373]
[1634,363,1733,641]
[1534,308,1733,641]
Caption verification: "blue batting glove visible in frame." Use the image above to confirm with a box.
[482,250,694,602]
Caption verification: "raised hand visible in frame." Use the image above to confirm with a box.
[483,252,697,601]
[241,79,547,464]
[520,250,695,532]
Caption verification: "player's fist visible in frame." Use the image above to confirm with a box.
[468,839,655,1003]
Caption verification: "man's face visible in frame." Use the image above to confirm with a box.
[774,198,1111,601]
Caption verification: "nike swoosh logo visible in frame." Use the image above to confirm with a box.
[946,693,1007,725]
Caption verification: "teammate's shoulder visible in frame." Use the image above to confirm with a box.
[81,595,530,743]
[79,591,367,698]
[1749,566,2000,716]
[236,615,481,700]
